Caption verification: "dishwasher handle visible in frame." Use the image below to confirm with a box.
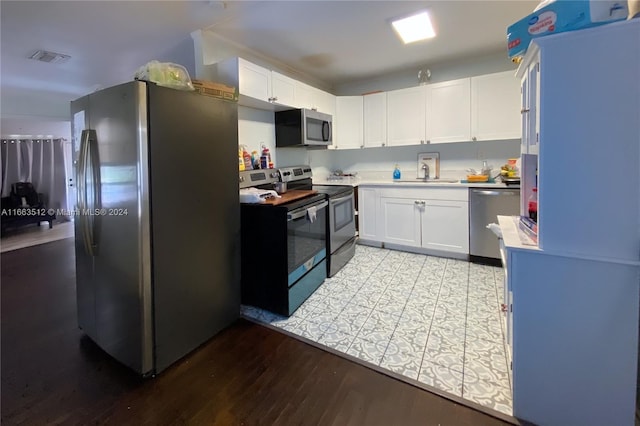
[471,189,518,196]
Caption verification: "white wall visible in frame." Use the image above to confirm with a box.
[308,140,520,180]
[1,118,71,140]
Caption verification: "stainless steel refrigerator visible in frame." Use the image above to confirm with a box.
[71,80,239,375]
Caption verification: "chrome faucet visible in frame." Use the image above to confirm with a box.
[421,162,430,180]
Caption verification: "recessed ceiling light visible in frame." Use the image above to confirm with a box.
[391,11,436,44]
[28,50,71,64]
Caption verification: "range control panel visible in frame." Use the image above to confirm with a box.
[278,166,312,183]
[239,169,280,189]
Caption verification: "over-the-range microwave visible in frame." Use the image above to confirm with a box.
[275,108,332,148]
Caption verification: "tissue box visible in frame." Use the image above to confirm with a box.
[507,0,628,62]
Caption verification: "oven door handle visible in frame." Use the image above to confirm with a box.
[329,193,353,204]
[287,201,328,221]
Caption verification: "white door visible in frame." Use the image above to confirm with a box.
[387,86,426,146]
[295,81,314,110]
[314,88,336,116]
[271,71,297,107]
[363,92,387,147]
[334,96,363,149]
[421,199,469,253]
[238,59,272,103]
[358,187,379,242]
[380,197,421,247]
[426,78,471,143]
[471,71,521,141]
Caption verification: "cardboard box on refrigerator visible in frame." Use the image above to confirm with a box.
[507,0,628,62]
[191,79,238,102]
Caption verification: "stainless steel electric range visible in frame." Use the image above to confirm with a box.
[278,166,356,278]
[239,168,328,316]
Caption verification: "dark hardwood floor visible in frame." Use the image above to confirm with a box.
[1,238,513,425]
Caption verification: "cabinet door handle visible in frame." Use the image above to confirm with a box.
[521,108,530,113]
[472,136,477,141]
[420,140,425,144]
[414,200,421,205]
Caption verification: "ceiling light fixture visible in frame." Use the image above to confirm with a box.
[28,50,71,64]
[391,11,436,44]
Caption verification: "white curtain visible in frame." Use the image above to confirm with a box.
[1,138,70,219]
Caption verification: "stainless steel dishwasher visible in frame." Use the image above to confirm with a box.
[469,188,520,264]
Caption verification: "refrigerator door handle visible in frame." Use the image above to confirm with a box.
[78,130,92,256]
[87,130,101,256]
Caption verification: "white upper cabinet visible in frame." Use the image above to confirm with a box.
[387,86,426,146]
[425,78,471,143]
[271,71,297,107]
[363,92,387,147]
[295,81,315,110]
[470,71,521,141]
[236,58,272,103]
[212,57,335,112]
[295,83,335,116]
[334,96,363,150]
[315,88,336,116]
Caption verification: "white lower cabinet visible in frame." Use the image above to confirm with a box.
[373,187,469,255]
[358,186,381,243]
[380,197,421,247]
[421,199,469,253]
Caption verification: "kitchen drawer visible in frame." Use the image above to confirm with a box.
[379,186,468,201]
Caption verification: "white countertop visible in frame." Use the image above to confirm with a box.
[497,215,539,251]
[312,169,520,188]
[314,176,517,189]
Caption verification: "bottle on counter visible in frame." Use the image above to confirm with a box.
[239,149,245,171]
[251,150,260,169]
[528,187,538,222]
[240,145,253,170]
[393,164,401,180]
[261,144,272,169]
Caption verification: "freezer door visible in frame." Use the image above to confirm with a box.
[73,81,153,374]
[147,84,240,373]
[71,96,96,339]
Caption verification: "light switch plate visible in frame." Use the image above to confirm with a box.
[417,152,439,179]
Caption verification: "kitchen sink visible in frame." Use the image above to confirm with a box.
[394,178,460,184]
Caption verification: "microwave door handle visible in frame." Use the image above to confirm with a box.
[322,121,331,141]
